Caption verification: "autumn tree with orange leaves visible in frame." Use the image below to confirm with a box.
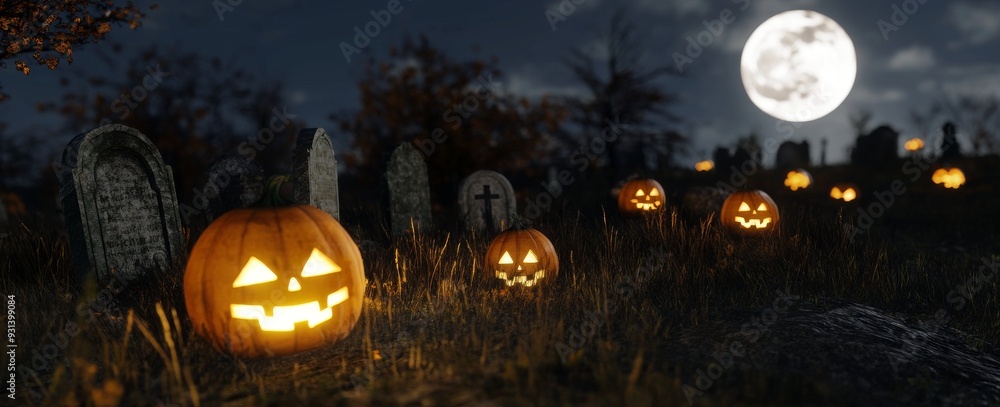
[334,36,568,205]
[0,0,149,101]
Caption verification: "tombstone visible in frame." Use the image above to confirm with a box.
[821,138,828,166]
[457,170,516,232]
[386,142,433,235]
[292,128,340,220]
[194,153,265,227]
[58,124,184,287]
[775,140,811,169]
[939,121,962,161]
[851,125,898,168]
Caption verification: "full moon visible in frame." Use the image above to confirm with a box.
[740,10,857,122]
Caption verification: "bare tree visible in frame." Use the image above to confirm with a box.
[562,9,685,179]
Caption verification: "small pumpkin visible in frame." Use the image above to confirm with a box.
[783,169,812,191]
[932,167,965,189]
[904,138,924,152]
[184,205,365,357]
[829,183,858,202]
[720,190,779,233]
[484,228,558,288]
[617,178,665,215]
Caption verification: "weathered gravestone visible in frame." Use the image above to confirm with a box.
[58,124,184,287]
[386,142,433,235]
[190,153,265,227]
[293,128,340,220]
[457,170,515,232]
[775,140,811,169]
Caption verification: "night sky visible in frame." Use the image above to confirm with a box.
[3,0,999,166]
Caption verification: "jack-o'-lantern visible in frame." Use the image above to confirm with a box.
[484,228,558,288]
[184,205,365,358]
[932,167,965,189]
[695,160,714,172]
[830,184,858,202]
[904,138,924,152]
[617,179,665,215]
[720,190,779,233]
[783,169,812,191]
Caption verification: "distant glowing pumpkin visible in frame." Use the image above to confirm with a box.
[720,190,779,233]
[484,228,558,288]
[695,160,714,172]
[932,167,965,189]
[783,169,812,191]
[184,205,366,358]
[904,138,925,152]
[617,179,665,215]
[830,184,858,202]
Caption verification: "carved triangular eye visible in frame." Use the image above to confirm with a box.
[635,189,645,197]
[757,203,767,211]
[233,257,278,287]
[523,250,538,264]
[739,202,751,212]
[649,189,660,197]
[498,251,514,264]
[301,248,342,277]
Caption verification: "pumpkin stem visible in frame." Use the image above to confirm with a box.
[508,213,532,230]
[254,175,294,207]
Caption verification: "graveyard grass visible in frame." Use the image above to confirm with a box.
[5,160,1000,406]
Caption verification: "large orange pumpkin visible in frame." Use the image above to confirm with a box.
[484,228,558,288]
[719,190,779,234]
[184,205,365,357]
[617,179,665,215]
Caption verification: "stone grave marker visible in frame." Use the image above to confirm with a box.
[196,153,265,225]
[58,124,184,287]
[457,170,515,231]
[386,142,433,235]
[293,128,340,220]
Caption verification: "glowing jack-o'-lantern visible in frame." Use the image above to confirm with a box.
[783,169,812,191]
[904,138,925,152]
[830,184,858,202]
[720,190,779,233]
[184,205,365,357]
[695,160,714,172]
[617,179,665,215]
[932,167,965,189]
[484,228,558,288]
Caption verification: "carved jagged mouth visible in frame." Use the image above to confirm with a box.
[734,216,772,229]
[230,287,350,331]
[631,201,661,210]
[495,270,546,287]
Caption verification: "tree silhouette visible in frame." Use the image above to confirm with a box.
[0,0,150,101]
[39,45,303,204]
[562,9,685,181]
[333,35,567,204]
